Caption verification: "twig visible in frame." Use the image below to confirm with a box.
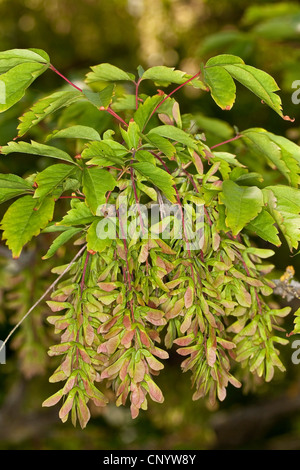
[0,244,87,353]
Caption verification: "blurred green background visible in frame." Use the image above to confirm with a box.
[1,0,300,450]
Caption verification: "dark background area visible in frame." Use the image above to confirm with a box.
[0,0,300,450]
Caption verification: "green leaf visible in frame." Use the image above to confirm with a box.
[0,62,48,113]
[120,121,140,149]
[263,185,300,250]
[57,200,95,226]
[42,227,82,259]
[206,54,286,119]
[204,66,236,110]
[137,65,145,78]
[220,180,264,235]
[86,219,112,253]
[0,173,33,203]
[84,139,128,157]
[206,54,245,67]
[34,164,78,199]
[82,168,117,215]
[199,30,248,55]
[82,84,114,109]
[245,209,281,246]
[148,125,197,149]
[1,195,55,258]
[243,3,300,25]
[131,162,176,203]
[134,95,164,130]
[46,125,101,142]
[245,247,275,258]
[0,48,50,74]
[111,94,136,112]
[57,100,111,132]
[85,63,135,83]
[1,140,75,164]
[28,48,50,63]
[82,141,126,167]
[194,113,234,141]
[242,128,300,187]
[17,91,82,137]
